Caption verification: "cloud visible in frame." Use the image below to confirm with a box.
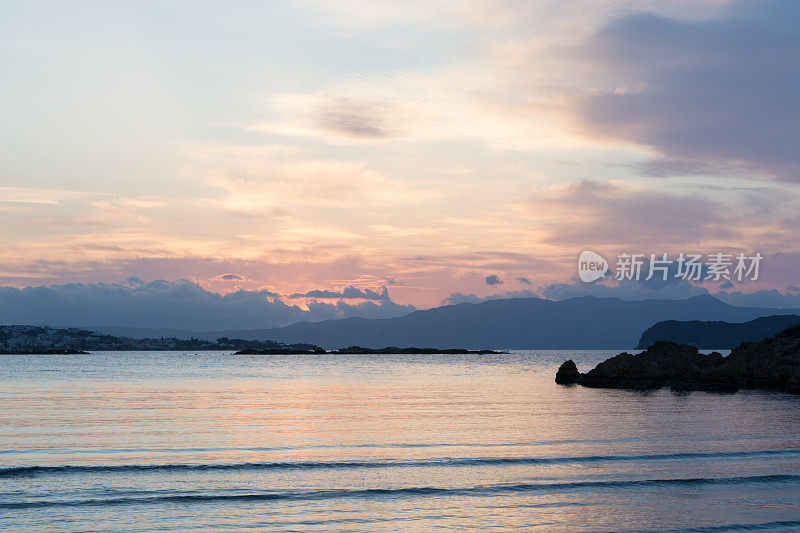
[577,1,800,180]
[384,278,407,286]
[211,159,387,203]
[713,289,800,308]
[315,99,392,139]
[3,1,798,310]
[122,276,146,288]
[540,278,800,308]
[303,297,416,320]
[540,254,719,301]
[217,273,245,281]
[443,277,800,308]
[528,179,737,249]
[289,285,390,301]
[540,278,709,302]
[516,276,531,285]
[536,254,800,307]
[0,187,107,206]
[442,289,538,306]
[441,292,484,305]
[0,279,415,330]
[485,274,503,286]
[257,93,411,144]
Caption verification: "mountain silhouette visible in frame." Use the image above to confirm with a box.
[636,314,800,349]
[227,295,800,349]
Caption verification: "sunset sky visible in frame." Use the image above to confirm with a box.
[1,0,798,317]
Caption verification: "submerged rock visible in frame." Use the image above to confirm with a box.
[557,325,800,394]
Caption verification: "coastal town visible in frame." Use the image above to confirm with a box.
[0,325,291,353]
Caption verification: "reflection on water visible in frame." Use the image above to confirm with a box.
[1,350,800,531]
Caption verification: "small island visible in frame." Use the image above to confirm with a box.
[556,323,800,394]
[236,346,507,355]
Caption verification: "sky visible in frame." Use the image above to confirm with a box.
[1,0,799,326]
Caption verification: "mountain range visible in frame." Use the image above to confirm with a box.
[90,295,800,349]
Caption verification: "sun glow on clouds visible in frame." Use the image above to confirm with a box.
[0,0,798,307]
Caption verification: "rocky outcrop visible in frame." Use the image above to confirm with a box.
[555,360,581,384]
[236,346,506,355]
[558,325,800,394]
[727,324,800,394]
[573,341,737,392]
[334,346,505,355]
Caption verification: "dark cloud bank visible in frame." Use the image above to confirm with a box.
[289,286,390,301]
[3,275,800,335]
[0,278,415,331]
[580,0,800,181]
[443,283,800,309]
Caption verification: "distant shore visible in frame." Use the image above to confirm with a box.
[0,348,89,355]
[1,325,508,355]
[236,346,507,355]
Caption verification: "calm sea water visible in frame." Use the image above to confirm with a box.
[1,350,800,532]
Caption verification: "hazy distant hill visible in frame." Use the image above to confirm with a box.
[231,295,800,349]
[636,314,800,349]
[85,295,800,350]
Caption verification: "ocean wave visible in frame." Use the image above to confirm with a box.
[2,474,798,510]
[611,519,800,532]
[2,448,799,479]
[2,433,795,456]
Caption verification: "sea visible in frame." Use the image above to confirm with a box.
[1,350,800,532]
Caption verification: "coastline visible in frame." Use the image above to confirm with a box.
[557,324,800,395]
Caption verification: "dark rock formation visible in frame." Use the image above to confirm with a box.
[727,324,800,394]
[578,341,737,392]
[558,325,800,394]
[236,347,326,355]
[236,346,506,355]
[334,346,505,355]
[555,360,581,384]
